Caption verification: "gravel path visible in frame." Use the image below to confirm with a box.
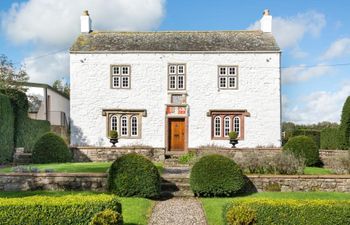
[148,198,207,225]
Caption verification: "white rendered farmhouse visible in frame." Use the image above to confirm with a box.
[70,10,281,150]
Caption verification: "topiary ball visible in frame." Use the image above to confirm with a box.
[32,132,71,163]
[108,153,160,198]
[190,154,245,197]
[283,135,319,166]
[89,209,123,225]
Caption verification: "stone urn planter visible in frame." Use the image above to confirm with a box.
[109,130,119,147]
[228,131,238,148]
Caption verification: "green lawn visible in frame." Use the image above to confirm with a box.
[0,191,154,225]
[0,162,164,174]
[304,167,333,175]
[201,192,350,225]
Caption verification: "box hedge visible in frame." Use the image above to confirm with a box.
[108,153,161,198]
[0,194,122,225]
[0,89,50,152]
[283,135,319,166]
[190,154,244,197]
[340,96,350,148]
[225,198,350,225]
[320,127,344,149]
[292,129,321,148]
[0,94,15,163]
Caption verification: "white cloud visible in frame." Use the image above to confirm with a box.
[248,11,326,53]
[320,38,350,60]
[282,64,331,84]
[283,83,350,124]
[1,0,165,83]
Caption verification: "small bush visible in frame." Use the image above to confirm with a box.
[0,194,122,225]
[108,153,160,198]
[320,127,344,149]
[178,152,197,164]
[32,132,71,163]
[236,152,304,175]
[226,205,257,225]
[292,129,321,148]
[283,135,319,166]
[89,209,123,225]
[190,154,244,197]
[225,199,350,225]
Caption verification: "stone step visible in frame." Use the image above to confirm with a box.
[160,190,194,198]
[161,182,191,192]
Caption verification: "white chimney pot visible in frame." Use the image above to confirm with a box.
[260,9,272,32]
[81,10,91,33]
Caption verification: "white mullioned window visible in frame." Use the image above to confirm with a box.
[218,66,238,89]
[168,64,186,90]
[111,115,118,131]
[131,116,138,136]
[121,115,128,136]
[214,116,221,137]
[111,65,130,89]
[234,116,240,137]
[224,116,231,137]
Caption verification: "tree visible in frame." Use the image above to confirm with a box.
[0,54,29,92]
[340,96,350,148]
[52,79,70,98]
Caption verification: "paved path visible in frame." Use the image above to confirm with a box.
[148,198,207,225]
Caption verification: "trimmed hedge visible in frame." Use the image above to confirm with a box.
[0,94,14,163]
[108,153,161,198]
[292,129,321,148]
[283,135,319,166]
[340,96,350,148]
[190,154,244,197]
[0,89,50,152]
[32,132,72,163]
[225,199,350,225]
[320,127,343,149]
[0,194,122,225]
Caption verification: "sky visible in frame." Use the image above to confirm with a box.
[0,0,349,125]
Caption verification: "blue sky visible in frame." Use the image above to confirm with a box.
[0,0,349,124]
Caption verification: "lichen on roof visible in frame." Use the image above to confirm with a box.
[70,30,280,52]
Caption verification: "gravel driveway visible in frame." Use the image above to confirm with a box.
[148,198,207,225]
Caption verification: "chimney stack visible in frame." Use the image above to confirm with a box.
[260,9,272,32]
[81,10,91,33]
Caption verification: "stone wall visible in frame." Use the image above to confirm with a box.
[1,172,350,193]
[0,173,107,192]
[247,175,350,192]
[72,147,165,162]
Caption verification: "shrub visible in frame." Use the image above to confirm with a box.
[108,153,160,198]
[0,194,122,225]
[226,205,256,225]
[283,135,319,166]
[178,152,197,164]
[225,199,350,225]
[292,129,321,148]
[320,127,343,149]
[109,130,118,139]
[236,152,304,175]
[190,154,244,197]
[89,209,123,225]
[229,131,238,140]
[271,152,304,175]
[32,132,71,163]
[0,94,14,163]
[340,96,350,148]
[0,89,50,152]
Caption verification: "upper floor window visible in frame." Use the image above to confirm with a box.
[218,66,238,90]
[168,64,186,90]
[111,65,131,89]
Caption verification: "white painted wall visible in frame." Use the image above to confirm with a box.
[70,52,281,148]
[47,89,70,126]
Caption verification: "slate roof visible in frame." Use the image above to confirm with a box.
[70,30,280,52]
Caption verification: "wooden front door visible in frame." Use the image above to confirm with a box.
[169,118,185,151]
